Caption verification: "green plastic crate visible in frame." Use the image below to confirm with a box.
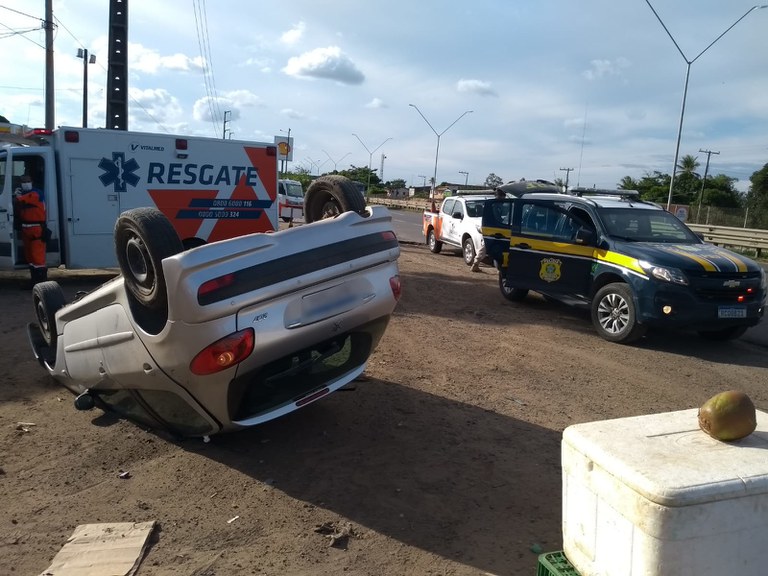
[536,551,580,576]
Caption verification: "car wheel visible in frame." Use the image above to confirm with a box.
[427,229,442,254]
[303,175,366,223]
[498,270,528,301]
[115,207,183,312]
[462,237,476,265]
[591,282,647,343]
[32,281,66,349]
[697,326,748,341]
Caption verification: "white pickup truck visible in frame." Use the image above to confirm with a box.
[422,191,497,265]
[27,176,402,438]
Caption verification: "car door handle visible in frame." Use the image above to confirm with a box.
[513,242,530,249]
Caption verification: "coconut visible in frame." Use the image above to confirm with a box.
[698,390,757,441]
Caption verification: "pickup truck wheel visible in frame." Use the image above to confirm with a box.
[462,237,476,265]
[304,175,366,223]
[591,282,647,344]
[697,326,748,341]
[427,229,443,253]
[115,208,183,312]
[32,281,66,349]
[499,271,528,301]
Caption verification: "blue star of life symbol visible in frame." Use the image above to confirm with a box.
[98,152,141,193]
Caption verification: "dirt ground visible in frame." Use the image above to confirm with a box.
[1,242,767,576]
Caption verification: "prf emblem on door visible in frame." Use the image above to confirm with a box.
[539,258,562,283]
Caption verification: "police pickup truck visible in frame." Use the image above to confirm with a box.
[482,188,766,343]
[422,191,496,266]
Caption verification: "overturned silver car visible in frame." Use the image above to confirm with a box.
[28,176,402,437]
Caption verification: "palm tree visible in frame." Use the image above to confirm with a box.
[618,176,639,190]
[676,154,701,178]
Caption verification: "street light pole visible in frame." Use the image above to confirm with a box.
[459,170,469,187]
[645,1,767,210]
[76,48,96,128]
[322,150,351,172]
[409,104,473,197]
[352,134,392,195]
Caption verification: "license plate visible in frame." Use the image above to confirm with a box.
[718,306,747,319]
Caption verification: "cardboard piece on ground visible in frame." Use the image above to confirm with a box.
[40,521,156,576]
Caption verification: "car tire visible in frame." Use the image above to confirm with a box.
[462,236,475,266]
[498,270,528,301]
[32,281,66,350]
[304,175,366,223]
[697,326,748,341]
[427,229,442,254]
[115,207,183,312]
[281,216,292,223]
[591,282,647,344]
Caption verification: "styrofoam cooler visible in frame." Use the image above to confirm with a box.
[561,408,768,576]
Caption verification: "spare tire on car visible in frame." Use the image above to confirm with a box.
[303,175,367,223]
[114,207,183,312]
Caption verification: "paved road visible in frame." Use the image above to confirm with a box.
[386,206,768,348]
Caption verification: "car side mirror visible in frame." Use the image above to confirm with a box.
[575,227,596,245]
[452,212,463,220]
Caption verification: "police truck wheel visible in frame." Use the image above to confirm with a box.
[591,282,647,344]
[427,229,442,254]
[462,237,476,266]
[115,208,183,312]
[697,326,748,341]
[499,270,528,301]
[303,175,366,223]
[32,281,66,350]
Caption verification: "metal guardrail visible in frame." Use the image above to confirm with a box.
[367,197,428,212]
[686,224,768,258]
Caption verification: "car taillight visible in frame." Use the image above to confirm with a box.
[198,273,236,299]
[190,328,254,375]
[381,230,397,241]
[389,275,402,301]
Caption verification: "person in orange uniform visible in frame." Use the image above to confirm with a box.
[13,174,48,287]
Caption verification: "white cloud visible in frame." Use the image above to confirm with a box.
[129,88,184,123]
[193,96,232,123]
[130,43,205,74]
[281,22,306,45]
[457,79,497,97]
[280,108,306,119]
[282,46,365,85]
[582,57,631,81]
[365,98,387,109]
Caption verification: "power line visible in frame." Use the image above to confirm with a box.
[192,0,221,137]
[0,4,42,20]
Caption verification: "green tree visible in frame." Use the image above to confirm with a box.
[618,176,639,190]
[745,163,768,228]
[337,165,380,188]
[484,173,503,188]
[676,154,700,178]
[386,178,406,189]
[0,114,9,124]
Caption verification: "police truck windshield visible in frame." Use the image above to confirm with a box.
[597,208,700,243]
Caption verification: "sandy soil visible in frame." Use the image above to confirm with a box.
[1,243,767,576]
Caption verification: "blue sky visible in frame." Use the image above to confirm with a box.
[2,0,767,191]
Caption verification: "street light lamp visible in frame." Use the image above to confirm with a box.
[645,1,768,210]
[76,48,96,128]
[409,104,473,197]
[352,134,392,195]
[459,170,469,187]
[322,150,351,172]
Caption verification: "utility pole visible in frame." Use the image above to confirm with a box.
[380,153,387,183]
[44,0,54,130]
[222,110,231,139]
[696,148,719,222]
[560,167,574,192]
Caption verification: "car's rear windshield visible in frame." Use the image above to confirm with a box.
[597,208,699,243]
[465,200,486,218]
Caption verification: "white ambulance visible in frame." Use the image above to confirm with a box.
[0,124,278,270]
[277,178,305,222]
